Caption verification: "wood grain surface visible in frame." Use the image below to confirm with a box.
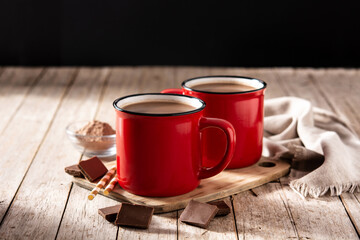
[73,157,290,213]
[0,68,76,228]
[0,67,359,240]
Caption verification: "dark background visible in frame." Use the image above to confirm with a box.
[1,1,359,67]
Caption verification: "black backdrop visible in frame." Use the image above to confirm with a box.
[1,1,359,67]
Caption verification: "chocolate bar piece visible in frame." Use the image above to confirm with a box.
[98,205,122,223]
[64,164,84,178]
[78,156,108,182]
[179,200,218,228]
[208,200,231,216]
[115,203,154,229]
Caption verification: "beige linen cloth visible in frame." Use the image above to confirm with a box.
[263,97,360,198]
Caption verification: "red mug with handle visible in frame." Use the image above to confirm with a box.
[113,93,235,197]
[162,76,266,169]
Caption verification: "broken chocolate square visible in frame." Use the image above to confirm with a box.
[208,200,231,216]
[64,164,84,178]
[115,203,154,229]
[78,156,108,182]
[179,200,218,228]
[98,205,122,223]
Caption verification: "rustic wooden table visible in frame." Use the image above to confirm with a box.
[0,67,359,240]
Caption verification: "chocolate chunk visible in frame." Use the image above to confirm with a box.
[78,156,108,182]
[208,200,231,216]
[179,200,218,229]
[98,205,122,223]
[64,164,84,178]
[115,203,154,229]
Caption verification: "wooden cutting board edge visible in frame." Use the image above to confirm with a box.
[73,158,290,213]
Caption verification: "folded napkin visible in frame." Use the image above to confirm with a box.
[263,97,360,198]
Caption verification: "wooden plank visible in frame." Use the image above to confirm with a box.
[0,68,110,239]
[137,66,175,93]
[345,69,360,126]
[275,68,333,111]
[178,197,237,240]
[209,67,272,78]
[56,185,119,240]
[73,157,290,213]
[340,193,360,235]
[0,68,76,226]
[174,66,211,85]
[232,183,298,239]
[308,68,360,135]
[117,211,178,240]
[276,68,359,239]
[0,67,43,133]
[281,185,358,239]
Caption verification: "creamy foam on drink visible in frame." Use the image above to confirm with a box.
[191,82,257,93]
[122,101,197,114]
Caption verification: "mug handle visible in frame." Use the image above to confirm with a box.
[160,88,184,94]
[198,117,236,179]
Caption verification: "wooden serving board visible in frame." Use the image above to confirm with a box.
[73,157,290,213]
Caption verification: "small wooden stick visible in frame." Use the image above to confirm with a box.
[103,176,118,195]
[88,166,116,200]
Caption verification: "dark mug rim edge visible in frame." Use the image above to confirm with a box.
[182,75,267,95]
[113,93,206,117]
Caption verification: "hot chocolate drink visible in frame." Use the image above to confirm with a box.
[191,82,257,93]
[122,101,197,114]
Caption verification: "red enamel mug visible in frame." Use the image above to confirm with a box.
[113,93,235,197]
[162,76,266,169]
